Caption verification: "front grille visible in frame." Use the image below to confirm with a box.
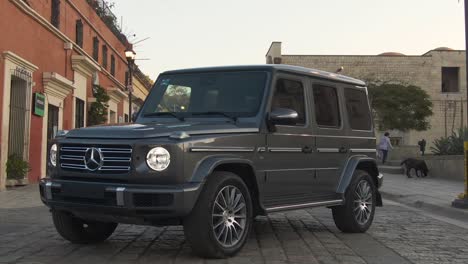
[60,144,132,174]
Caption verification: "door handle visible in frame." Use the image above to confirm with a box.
[339,147,348,153]
[302,146,313,153]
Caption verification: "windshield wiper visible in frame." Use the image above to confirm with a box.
[143,112,184,121]
[191,112,238,122]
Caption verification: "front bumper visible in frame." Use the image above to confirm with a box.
[39,179,203,223]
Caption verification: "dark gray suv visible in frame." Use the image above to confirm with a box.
[40,65,383,258]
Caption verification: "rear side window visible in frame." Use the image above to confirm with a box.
[271,79,306,125]
[313,84,340,127]
[344,89,372,130]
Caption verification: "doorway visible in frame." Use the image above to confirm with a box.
[8,76,28,159]
[47,104,59,144]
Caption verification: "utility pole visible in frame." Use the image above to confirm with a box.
[452,0,468,208]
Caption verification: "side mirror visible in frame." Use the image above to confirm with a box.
[131,112,138,122]
[269,108,298,126]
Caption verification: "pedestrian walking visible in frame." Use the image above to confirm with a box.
[418,139,426,156]
[378,132,393,164]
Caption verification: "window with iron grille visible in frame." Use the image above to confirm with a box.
[75,98,85,128]
[110,55,116,76]
[93,37,99,62]
[76,20,83,48]
[102,45,108,69]
[51,0,61,28]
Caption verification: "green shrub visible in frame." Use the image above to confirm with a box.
[431,128,468,155]
[87,85,110,126]
[6,154,31,180]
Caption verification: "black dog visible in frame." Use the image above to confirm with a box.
[400,158,429,178]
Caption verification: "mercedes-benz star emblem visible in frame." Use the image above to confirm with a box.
[84,147,103,171]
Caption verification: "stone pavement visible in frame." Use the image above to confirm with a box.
[2,185,468,264]
[379,173,468,221]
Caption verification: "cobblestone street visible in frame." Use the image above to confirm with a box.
[1,185,468,264]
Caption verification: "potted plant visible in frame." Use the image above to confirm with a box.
[6,154,31,187]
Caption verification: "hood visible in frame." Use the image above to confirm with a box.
[64,122,259,139]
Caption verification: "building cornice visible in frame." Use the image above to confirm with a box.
[108,87,128,104]
[71,55,100,78]
[43,72,75,101]
[2,51,38,72]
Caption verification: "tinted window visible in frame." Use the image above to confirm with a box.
[271,79,306,125]
[313,84,340,127]
[142,71,267,118]
[344,89,372,130]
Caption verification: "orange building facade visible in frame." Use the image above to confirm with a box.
[0,0,152,190]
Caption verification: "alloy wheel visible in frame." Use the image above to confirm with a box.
[353,180,373,225]
[211,185,247,247]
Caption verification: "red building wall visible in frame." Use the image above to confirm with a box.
[0,0,133,183]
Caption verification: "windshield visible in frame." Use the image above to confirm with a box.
[141,71,268,120]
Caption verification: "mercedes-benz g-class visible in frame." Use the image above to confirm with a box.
[40,65,383,258]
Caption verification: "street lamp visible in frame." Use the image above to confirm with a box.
[125,48,136,121]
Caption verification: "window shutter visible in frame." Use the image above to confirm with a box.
[93,37,99,61]
[51,0,61,28]
[102,45,108,69]
[76,20,83,48]
[110,55,115,76]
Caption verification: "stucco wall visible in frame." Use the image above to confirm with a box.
[422,155,464,181]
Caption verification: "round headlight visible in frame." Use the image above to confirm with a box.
[146,147,170,171]
[50,144,57,167]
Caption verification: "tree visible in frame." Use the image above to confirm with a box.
[368,83,433,131]
[87,85,110,126]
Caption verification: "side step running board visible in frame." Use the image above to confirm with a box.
[265,199,344,213]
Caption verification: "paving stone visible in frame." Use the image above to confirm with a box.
[2,185,468,263]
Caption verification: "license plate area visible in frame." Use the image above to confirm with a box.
[61,183,105,199]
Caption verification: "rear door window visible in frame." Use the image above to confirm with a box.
[344,88,372,130]
[312,84,341,128]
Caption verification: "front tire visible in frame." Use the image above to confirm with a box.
[332,170,376,233]
[184,171,253,258]
[52,210,117,244]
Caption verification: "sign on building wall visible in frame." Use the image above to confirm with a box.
[33,93,45,117]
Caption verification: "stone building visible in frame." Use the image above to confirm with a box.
[266,42,466,149]
[0,0,153,190]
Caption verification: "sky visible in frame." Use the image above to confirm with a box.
[112,0,465,80]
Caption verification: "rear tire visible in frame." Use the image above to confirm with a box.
[183,171,253,258]
[332,170,376,233]
[52,210,117,244]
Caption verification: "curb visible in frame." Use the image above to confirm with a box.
[380,191,468,222]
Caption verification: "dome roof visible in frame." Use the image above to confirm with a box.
[377,52,406,56]
[434,47,454,51]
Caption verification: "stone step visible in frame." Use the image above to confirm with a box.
[378,165,404,174]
